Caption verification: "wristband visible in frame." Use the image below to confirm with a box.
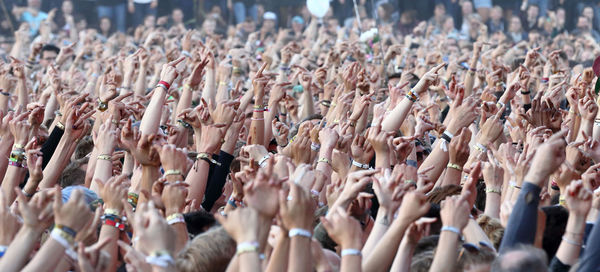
[406,159,418,168]
[164,169,183,178]
[55,224,77,238]
[521,90,531,95]
[8,161,26,168]
[197,152,222,166]
[56,121,65,130]
[485,187,501,194]
[441,130,454,143]
[166,213,185,225]
[104,208,121,216]
[146,250,175,267]
[258,154,271,168]
[473,143,487,153]
[447,163,463,171]
[317,157,331,165]
[236,241,260,255]
[405,90,418,102]
[97,154,112,161]
[441,226,462,237]
[181,50,191,58]
[288,228,312,238]
[496,101,505,109]
[227,199,238,208]
[561,236,582,246]
[102,217,127,231]
[158,80,171,90]
[352,160,370,169]
[97,98,108,112]
[127,192,139,208]
[311,142,321,151]
[341,248,362,257]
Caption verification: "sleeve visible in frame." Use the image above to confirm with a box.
[577,218,600,271]
[499,182,542,253]
[40,126,64,169]
[201,151,234,211]
[548,256,571,272]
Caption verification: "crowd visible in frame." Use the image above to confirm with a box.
[1,0,600,271]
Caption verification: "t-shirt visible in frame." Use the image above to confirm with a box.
[21,10,48,36]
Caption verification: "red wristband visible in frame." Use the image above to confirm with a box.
[158,80,171,90]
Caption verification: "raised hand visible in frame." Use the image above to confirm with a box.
[440,193,471,231]
[53,187,94,233]
[279,183,316,230]
[321,206,363,249]
[565,180,593,217]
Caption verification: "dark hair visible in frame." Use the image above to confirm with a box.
[59,162,86,187]
[541,205,568,258]
[183,210,217,237]
[427,184,461,204]
[41,44,60,55]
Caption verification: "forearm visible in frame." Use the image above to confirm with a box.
[202,69,216,107]
[137,165,160,205]
[0,138,13,180]
[99,225,120,271]
[134,66,148,97]
[389,238,414,272]
[374,151,390,169]
[0,94,9,113]
[316,145,334,177]
[0,165,27,204]
[362,208,392,260]
[90,148,113,192]
[418,141,448,183]
[185,160,210,203]
[555,214,586,265]
[250,98,265,145]
[84,148,99,189]
[484,191,501,219]
[39,138,76,189]
[440,167,462,187]
[288,237,312,272]
[300,89,315,119]
[381,98,412,132]
[362,219,409,272]
[463,219,494,249]
[17,78,28,109]
[499,182,542,252]
[140,87,167,135]
[577,119,592,142]
[429,231,460,272]
[265,236,289,272]
[0,227,43,271]
[21,238,69,272]
[175,86,193,116]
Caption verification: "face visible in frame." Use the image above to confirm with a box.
[527,5,539,19]
[509,17,522,32]
[461,2,473,15]
[40,50,57,67]
[27,0,41,9]
[62,1,73,14]
[172,9,183,23]
[443,17,454,30]
[491,7,502,20]
[577,17,589,29]
[557,9,566,22]
[242,20,255,32]
[144,15,156,28]
[100,18,111,33]
[292,21,302,32]
[583,7,594,20]
[263,19,275,31]
[203,19,216,34]
[434,4,445,17]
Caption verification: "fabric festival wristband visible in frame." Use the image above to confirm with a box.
[352,160,370,169]
[236,241,260,255]
[50,229,78,260]
[406,160,418,168]
[258,154,271,168]
[311,142,320,151]
[166,213,185,225]
[145,251,175,268]
[157,80,171,90]
[341,249,362,257]
[441,226,462,237]
[288,228,312,238]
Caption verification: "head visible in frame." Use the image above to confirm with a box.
[378,3,394,20]
[202,18,217,35]
[527,4,539,21]
[556,8,566,24]
[144,15,156,28]
[40,44,60,67]
[434,3,446,18]
[242,18,256,33]
[262,12,277,32]
[62,0,74,15]
[172,8,184,24]
[461,1,473,16]
[476,215,504,249]
[509,16,522,32]
[291,16,304,33]
[176,227,236,272]
[27,0,41,9]
[491,6,502,21]
[443,16,455,31]
[491,245,548,272]
[99,16,111,34]
[577,16,591,30]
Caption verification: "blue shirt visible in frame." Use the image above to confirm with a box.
[21,10,48,36]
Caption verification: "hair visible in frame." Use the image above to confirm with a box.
[491,244,548,272]
[458,244,497,271]
[183,210,217,237]
[414,235,439,256]
[74,136,94,160]
[411,250,435,272]
[59,161,86,187]
[477,214,504,250]
[541,205,568,258]
[427,184,461,204]
[41,44,60,55]
[176,227,236,272]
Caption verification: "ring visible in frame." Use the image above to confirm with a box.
[287,195,293,201]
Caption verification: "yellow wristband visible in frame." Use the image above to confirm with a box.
[447,163,463,172]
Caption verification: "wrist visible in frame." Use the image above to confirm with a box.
[341,239,363,250]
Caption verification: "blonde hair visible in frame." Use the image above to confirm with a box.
[176,227,236,272]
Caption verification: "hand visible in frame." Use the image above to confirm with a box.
[15,189,54,231]
[290,132,312,165]
[159,57,185,86]
[162,182,189,216]
[9,111,31,146]
[397,191,430,223]
[582,163,600,191]
[413,63,445,94]
[133,202,176,255]
[350,135,374,165]
[77,238,112,272]
[392,136,415,163]
[321,206,363,249]
[478,106,505,146]
[440,193,471,230]
[198,123,226,154]
[53,186,94,232]
[244,157,282,218]
[373,168,406,214]
[0,192,21,245]
[279,183,316,230]
[64,104,94,141]
[525,131,567,186]
[272,120,290,147]
[216,207,262,243]
[96,175,129,211]
[154,144,188,178]
[446,95,478,134]
[483,152,504,190]
[96,116,120,154]
[319,127,339,149]
[449,127,471,167]
[25,141,43,184]
[366,125,394,154]
[404,217,437,245]
[565,180,593,217]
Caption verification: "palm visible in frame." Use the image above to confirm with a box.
[244,181,280,217]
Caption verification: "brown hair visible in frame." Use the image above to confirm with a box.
[427,184,462,204]
[477,214,505,250]
[176,227,236,272]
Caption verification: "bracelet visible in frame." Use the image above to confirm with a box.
[352,160,370,169]
[447,163,463,171]
[56,121,65,130]
[196,153,222,166]
[320,100,331,107]
[22,188,35,198]
[104,208,121,216]
[181,50,191,58]
[473,143,487,153]
[253,104,264,109]
[127,192,139,208]
[157,80,171,90]
[311,142,320,151]
[485,187,502,194]
[8,161,26,168]
[509,181,521,189]
[97,154,112,161]
[406,160,418,168]
[227,199,238,208]
[441,226,462,237]
[177,119,191,129]
[441,130,454,142]
[251,117,264,121]
[236,241,260,255]
[317,157,331,165]
[288,228,312,238]
[166,213,185,225]
[55,224,78,238]
[405,90,418,102]
[258,154,271,168]
[496,101,505,109]
[156,83,168,91]
[164,169,183,178]
[540,77,549,83]
[145,250,175,267]
[102,217,127,231]
[54,110,63,117]
[521,90,531,95]
[50,227,75,248]
[97,98,108,112]
[559,195,566,206]
[341,248,362,257]
[561,236,582,247]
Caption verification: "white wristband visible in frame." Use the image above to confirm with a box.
[341,248,362,257]
[258,154,271,168]
[352,160,370,169]
[288,228,312,238]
